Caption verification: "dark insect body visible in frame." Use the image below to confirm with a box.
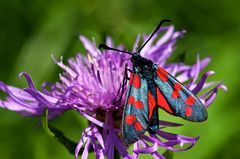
[99,19,208,144]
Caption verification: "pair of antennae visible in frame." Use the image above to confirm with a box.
[99,19,171,55]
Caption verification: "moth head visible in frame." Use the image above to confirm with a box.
[130,53,153,70]
[130,53,141,63]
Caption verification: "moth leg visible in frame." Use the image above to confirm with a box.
[113,64,129,105]
[126,68,133,74]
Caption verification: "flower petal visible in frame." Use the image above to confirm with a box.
[18,72,36,90]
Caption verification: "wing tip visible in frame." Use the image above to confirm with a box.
[187,110,208,122]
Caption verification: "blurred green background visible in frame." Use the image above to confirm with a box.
[0,0,239,159]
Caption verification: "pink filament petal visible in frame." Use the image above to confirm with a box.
[80,36,100,57]
[18,72,36,90]
[75,137,88,159]
[192,71,215,94]
[82,139,91,159]
[201,82,227,107]
[23,88,55,108]
[133,142,158,153]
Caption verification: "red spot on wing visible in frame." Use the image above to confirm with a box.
[172,90,179,99]
[174,83,182,90]
[156,67,168,82]
[133,74,141,89]
[134,100,144,109]
[148,92,156,120]
[129,73,134,85]
[125,115,136,125]
[185,107,193,117]
[134,122,143,131]
[128,96,135,105]
[172,83,182,100]
[156,87,174,114]
[185,96,195,106]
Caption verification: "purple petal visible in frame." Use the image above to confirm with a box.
[191,71,215,94]
[141,26,174,56]
[107,140,114,159]
[112,133,129,158]
[23,88,56,108]
[93,128,105,149]
[79,36,100,57]
[201,82,227,107]
[132,142,140,159]
[82,139,91,159]
[132,35,141,52]
[106,36,114,47]
[18,72,36,90]
[52,55,77,78]
[75,137,88,159]
[78,111,105,128]
[155,26,175,48]
[133,142,158,153]
[41,82,54,96]
[175,57,210,83]
[188,55,201,89]
[75,127,91,159]
[152,152,166,159]
[92,137,105,159]
[0,82,40,115]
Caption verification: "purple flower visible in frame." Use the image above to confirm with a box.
[0,25,227,159]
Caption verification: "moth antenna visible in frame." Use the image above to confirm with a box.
[99,44,134,55]
[138,19,171,53]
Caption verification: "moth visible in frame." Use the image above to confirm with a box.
[99,19,207,144]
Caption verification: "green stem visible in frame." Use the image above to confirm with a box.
[41,108,92,155]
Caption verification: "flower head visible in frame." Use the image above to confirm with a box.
[0,25,227,159]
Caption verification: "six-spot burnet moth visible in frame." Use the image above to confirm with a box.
[99,19,207,144]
